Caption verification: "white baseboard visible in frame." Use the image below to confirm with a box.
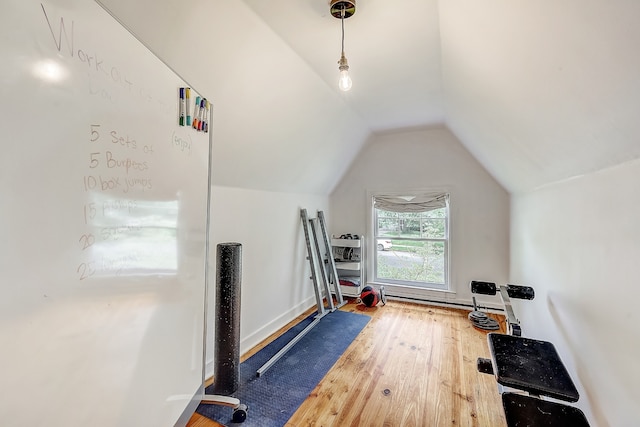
[205,296,316,379]
[240,296,317,353]
[205,359,214,380]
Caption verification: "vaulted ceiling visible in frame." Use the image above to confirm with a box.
[102,0,640,195]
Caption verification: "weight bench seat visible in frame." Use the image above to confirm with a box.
[502,393,590,427]
[487,333,579,402]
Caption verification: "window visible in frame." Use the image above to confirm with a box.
[372,192,449,291]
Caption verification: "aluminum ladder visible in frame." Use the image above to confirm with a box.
[255,208,345,376]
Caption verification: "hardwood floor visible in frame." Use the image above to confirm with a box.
[187,299,507,427]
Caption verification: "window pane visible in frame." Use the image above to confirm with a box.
[377,212,399,237]
[376,239,446,285]
[424,208,446,218]
[373,199,449,291]
[421,218,445,239]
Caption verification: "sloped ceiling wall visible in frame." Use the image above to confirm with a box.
[101,0,640,196]
[99,0,371,195]
[439,0,640,193]
[240,0,445,132]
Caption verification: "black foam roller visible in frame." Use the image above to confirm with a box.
[212,242,242,395]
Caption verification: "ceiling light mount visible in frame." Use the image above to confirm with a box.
[329,0,356,19]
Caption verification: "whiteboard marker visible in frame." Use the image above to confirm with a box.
[179,88,185,126]
[204,100,210,133]
[192,96,201,129]
[198,98,206,131]
[185,88,192,126]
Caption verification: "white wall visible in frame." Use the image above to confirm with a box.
[96,0,355,377]
[511,159,640,427]
[330,127,510,306]
[206,186,328,376]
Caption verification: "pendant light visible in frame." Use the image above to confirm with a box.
[330,0,356,91]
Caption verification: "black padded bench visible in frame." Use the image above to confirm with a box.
[502,393,590,427]
[487,333,579,402]
[482,333,590,427]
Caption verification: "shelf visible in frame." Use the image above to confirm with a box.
[335,261,360,270]
[331,238,362,248]
[340,284,361,297]
[331,234,365,298]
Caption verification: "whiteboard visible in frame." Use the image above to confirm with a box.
[0,1,211,426]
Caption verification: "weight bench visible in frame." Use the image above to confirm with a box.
[471,281,590,426]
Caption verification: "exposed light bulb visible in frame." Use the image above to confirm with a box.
[338,69,352,91]
[338,52,352,91]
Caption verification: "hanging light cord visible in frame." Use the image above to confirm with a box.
[341,6,346,55]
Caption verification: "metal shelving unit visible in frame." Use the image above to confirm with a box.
[331,235,365,297]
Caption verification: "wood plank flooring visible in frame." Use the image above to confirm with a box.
[187,299,506,427]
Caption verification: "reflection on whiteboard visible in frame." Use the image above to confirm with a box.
[84,193,179,278]
[32,58,69,83]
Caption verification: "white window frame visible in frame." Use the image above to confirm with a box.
[367,189,451,297]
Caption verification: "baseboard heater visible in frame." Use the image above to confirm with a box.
[384,293,504,314]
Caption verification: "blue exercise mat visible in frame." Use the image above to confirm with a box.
[196,309,370,426]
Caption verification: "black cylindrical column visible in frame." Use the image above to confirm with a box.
[212,242,242,395]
